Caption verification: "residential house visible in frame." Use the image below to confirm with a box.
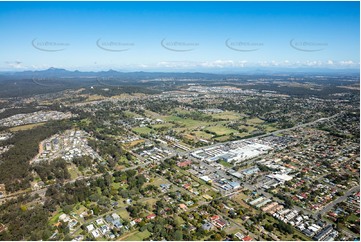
[146,214,156,220]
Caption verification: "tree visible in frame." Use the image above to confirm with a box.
[174,230,183,241]
[211,233,223,241]
[264,224,274,232]
[62,205,73,214]
[63,234,72,241]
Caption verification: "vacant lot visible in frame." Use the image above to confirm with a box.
[204,125,237,136]
[193,131,214,140]
[124,139,145,148]
[212,111,243,121]
[86,94,104,101]
[9,122,45,132]
[124,230,151,241]
[231,193,251,209]
[247,117,264,125]
[132,127,153,135]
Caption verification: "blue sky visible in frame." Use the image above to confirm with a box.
[0,1,359,72]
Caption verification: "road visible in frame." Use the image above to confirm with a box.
[188,189,262,240]
[34,111,339,207]
[0,161,153,204]
[0,111,350,240]
[186,112,343,156]
[0,111,346,206]
[316,185,360,216]
[70,206,128,236]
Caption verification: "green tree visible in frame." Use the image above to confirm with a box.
[174,230,183,241]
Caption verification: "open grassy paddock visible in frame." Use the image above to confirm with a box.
[9,122,45,132]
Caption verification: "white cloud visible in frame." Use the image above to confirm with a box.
[155,60,248,69]
[5,60,23,69]
[339,60,355,66]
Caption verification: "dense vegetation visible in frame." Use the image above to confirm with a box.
[0,120,72,192]
[33,158,71,183]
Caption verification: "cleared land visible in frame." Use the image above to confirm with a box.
[123,230,151,241]
[9,122,46,132]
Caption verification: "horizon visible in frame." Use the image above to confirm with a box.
[0,1,360,72]
[1,66,360,75]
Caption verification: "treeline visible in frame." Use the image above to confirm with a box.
[43,170,147,213]
[0,78,89,98]
[0,120,72,192]
[81,85,160,97]
[235,82,359,98]
[72,156,93,169]
[0,106,39,120]
[88,137,130,168]
[144,100,181,114]
[113,169,147,199]
[33,158,71,183]
[0,194,52,241]
[176,111,213,122]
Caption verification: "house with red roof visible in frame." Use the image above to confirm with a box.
[213,218,227,229]
[177,160,192,168]
[183,183,191,190]
[210,215,220,221]
[134,218,143,223]
[146,214,156,220]
[179,204,188,210]
[242,236,252,241]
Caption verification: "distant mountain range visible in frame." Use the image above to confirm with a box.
[0,67,359,79]
[0,67,358,99]
[0,68,222,79]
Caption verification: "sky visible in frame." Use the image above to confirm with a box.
[0,1,359,72]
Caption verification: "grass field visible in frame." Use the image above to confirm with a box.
[264,124,277,132]
[49,211,64,225]
[86,95,105,101]
[193,131,214,140]
[144,110,161,119]
[147,177,169,187]
[124,111,142,118]
[247,117,264,125]
[164,116,209,129]
[224,226,242,234]
[219,160,233,168]
[347,213,359,223]
[214,135,231,142]
[9,122,45,132]
[124,230,151,241]
[143,198,158,208]
[204,125,237,136]
[118,209,130,220]
[231,193,251,209]
[67,164,81,180]
[212,111,242,121]
[132,127,153,135]
[238,125,257,132]
[124,139,145,148]
[73,204,88,216]
[236,133,252,138]
[151,123,175,130]
[131,109,274,146]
